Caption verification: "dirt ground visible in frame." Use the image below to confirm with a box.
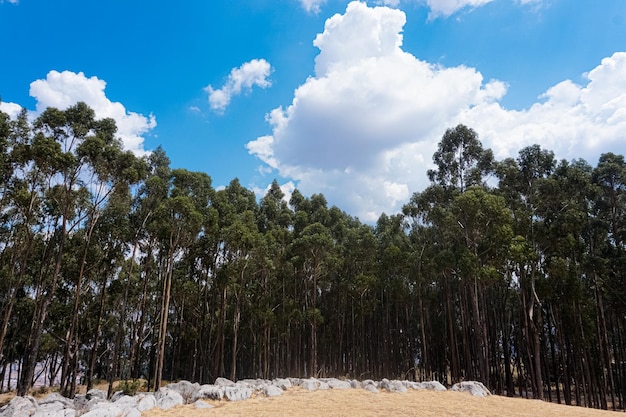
[142,388,618,417]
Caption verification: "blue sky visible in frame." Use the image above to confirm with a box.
[1,0,625,221]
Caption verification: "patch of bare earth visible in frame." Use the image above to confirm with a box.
[142,388,616,417]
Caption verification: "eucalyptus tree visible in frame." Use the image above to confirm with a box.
[149,168,212,390]
[16,103,123,396]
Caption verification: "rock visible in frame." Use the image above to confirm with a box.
[122,408,141,417]
[417,381,447,391]
[33,400,76,417]
[214,377,235,387]
[155,387,184,410]
[193,400,214,409]
[166,380,200,404]
[451,381,491,397]
[39,394,74,409]
[362,379,377,388]
[136,394,157,412]
[363,384,379,394]
[86,389,107,401]
[273,378,292,390]
[224,387,253,402]
[350,380,361,389]
[301,379,319,391]
[1,396,38,417]
[380,379,407,393]
[264,385,283,397]
[109,391,124,402]
[192,385,224,401]
[325,378,351,390]
[80,405,122,417]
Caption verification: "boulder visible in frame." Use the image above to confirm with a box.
[301,379,319,391]
[166,380,200,404]
[417,381,447,391]
[135,394,157,412]
[451,381,491,397]
[350,380,361,389]
[122,408,142,417]
[324,378,351,390]
[264,385,283,397]
[1,396,39,417]
[192,385,224,401]
[273,378,292,390]
[109,391,124,402]
[214,377,235,387]
[33,400,76,417]
[224,387,253,402]
[380,379,407,393]
[39,393,74,409]
[85,389,107,401]
[155,387,184,410]
[363,384,379,394]
[80,405,122,417]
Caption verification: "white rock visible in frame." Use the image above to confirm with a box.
[224,387,253,402]
[451,381,491,397]
[1,396,38,417]
[192,385,224,401]
[264,385,283,397]
[80,405,122,417]
[135,394,156,412]
[155,387,184,410]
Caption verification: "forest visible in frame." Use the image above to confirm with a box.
[0,102,624,411]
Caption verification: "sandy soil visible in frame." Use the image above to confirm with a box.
[143,388,617,417]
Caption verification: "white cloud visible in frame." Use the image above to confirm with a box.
[248,1,626,222]
[298,0,326,13]
[206,59,272,113]
[0,101,22,119]
[29,70,155,155]
[424,0,495,18]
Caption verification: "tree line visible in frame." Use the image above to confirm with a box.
[0,104,624,411]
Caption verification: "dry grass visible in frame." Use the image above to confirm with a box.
[142,387,617,417]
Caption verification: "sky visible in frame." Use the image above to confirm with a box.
[1,0,625,222]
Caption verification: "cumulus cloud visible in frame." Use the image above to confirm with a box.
[206,59,272,113]
[0,101,22,119]
[424,0,495,18]
[247,1,626,222]
[28,70,155,155]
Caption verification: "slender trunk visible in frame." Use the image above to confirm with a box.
[87,271,108,392]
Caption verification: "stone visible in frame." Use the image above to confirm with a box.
[380,379,407,393]
[193,400,214,409]
[273,378,292,390]
[264,385,283,397]
[80,405,122,417]
[165,380,200,404]
[192,385,224,401]
[224,387,253,402]
[109,391,124,402]
[33,400,76,417]
[363,384,379,394]
[122,408,142,417]
[39,394,74,409]
[1,396,38,417]
[155,387,184,410]
[214,377,235,387]
[325,379,351,389]
[451,381,491,397]
[86,389,107,401]
[136,394,157,412]
[417,381,447,391]
[301,379,319,391]
[350,380,361,389]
